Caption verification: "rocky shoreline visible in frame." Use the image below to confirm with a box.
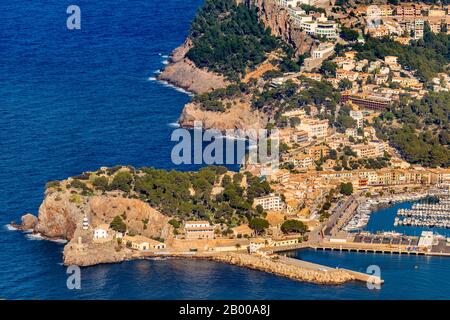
[157,39,229,95]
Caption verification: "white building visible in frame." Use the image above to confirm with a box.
[82,215,89,230]
[184,221,215,239]
[311,42,335,59]
[94,224,109,239]
[418,231,434,248]
[297,119,329,140]
[253,194,285,211]
[277,0,318,7]
[249,238,267,253]
[349,110,364,129]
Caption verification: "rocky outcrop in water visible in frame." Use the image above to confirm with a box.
[157,39,229,94]
[179,101,268,132]
[63,239,134,266]
[19,213,38,230]
[21,183,173,266]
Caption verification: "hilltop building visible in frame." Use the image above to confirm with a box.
[184,221,215,240]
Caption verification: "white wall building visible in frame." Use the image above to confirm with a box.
[94,224,109,239]
[349,110,364,129]
[253,194,285,211]
[297,119,329,140]
[311,42,335,59]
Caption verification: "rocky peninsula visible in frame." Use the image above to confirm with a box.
[157,39,229,94]
[13,165,360,286]
[158,0,315,131]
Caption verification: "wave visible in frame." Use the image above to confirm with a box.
[168,122,180,128]
[5,224,18,231]
[26,233,44,241]
[25,232,67,244]
[162,59,169,65]
[145,256,171,261]
[157,80,194,97]
[51,238,68,244]
[148,76,157,81]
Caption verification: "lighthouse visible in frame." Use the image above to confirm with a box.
[82,215,89,230]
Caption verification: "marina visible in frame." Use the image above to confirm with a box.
[343,191,430,232]
[395,196,450,229]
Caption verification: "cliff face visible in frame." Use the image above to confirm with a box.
[157,39,229,94]
[29,189,174,266]
[179,101,268,132]
[159,0,314,94]
[35,191,80,240]
[35,191,172,241]
[249,0,314,56]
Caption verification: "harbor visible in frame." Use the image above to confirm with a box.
[342,191,431,233]
[395,195,450,229]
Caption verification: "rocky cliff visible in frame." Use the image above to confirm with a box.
[248,0,314,56]
[179,100,268,132]
[24,185,173,266]
[157,39,229,94]
[158,0,314,95]
[34,190,172,241]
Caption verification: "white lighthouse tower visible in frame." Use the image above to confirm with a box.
[82,215,89,230]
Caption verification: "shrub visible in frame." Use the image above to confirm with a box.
[110,216,127,233]
[111,171,133,192]
[93,176,110,191]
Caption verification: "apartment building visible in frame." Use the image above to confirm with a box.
[297,119,329,140]
[293,130,309,143]
[352,143,383,159]
[253,194,285,211]
[306,145,330,161]
[341,92,391,110]
[291,154,315,169]
[184,221,215,240]
[318,168,450,188]
[396,4,421,17]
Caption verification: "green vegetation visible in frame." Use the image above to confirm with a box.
[187,0,280,81]
[281,220,307,234]
[168,219,181,229]
[45,181,61,189]
[339,182,353,196]
[192,83,250,112]
[299,4,325,14]
[340,27,359,42]
[110,216,127,233]
[92,176,109,191]
[375,92,450,167]
[111,171,133,192]
[356,27,450,82]
[252,78,340,125]
[249,218,269,235]
[87,166,272,227]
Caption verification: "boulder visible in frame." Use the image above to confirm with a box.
[20,213,38,230]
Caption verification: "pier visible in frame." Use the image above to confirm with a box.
[276,255,384,285]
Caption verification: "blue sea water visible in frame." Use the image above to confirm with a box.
[365,199,450,237]
[1,0,450,299]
